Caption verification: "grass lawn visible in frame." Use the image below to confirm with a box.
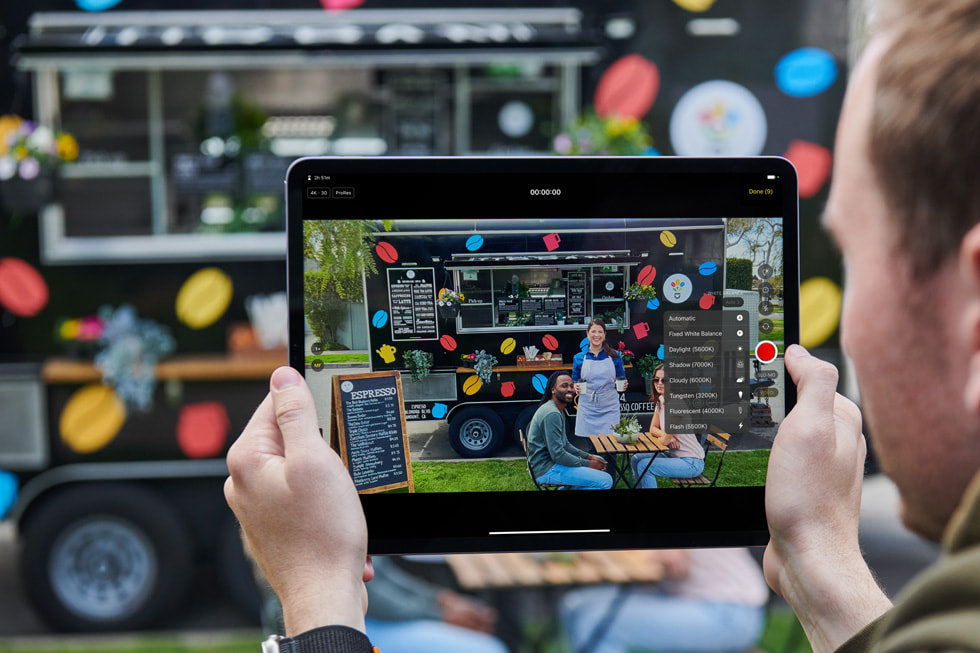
[304,352,369,365]
[0,633,262,653]
[0,610,811,653]
[410,448,769,492]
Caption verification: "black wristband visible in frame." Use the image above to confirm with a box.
[273,625,374,653]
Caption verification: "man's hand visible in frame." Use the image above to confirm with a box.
[764,346,890,653]
[438,591,499,634]
[225,367,373,637]
[587,454,608,471]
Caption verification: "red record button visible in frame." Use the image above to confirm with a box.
[756,340,779,364]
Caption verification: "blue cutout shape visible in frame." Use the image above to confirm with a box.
[465,234,484,251]
[775,47,838,98]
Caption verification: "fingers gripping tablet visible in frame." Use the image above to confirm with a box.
[286,156,799,554]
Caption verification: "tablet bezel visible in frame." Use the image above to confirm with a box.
[286,156,798,554]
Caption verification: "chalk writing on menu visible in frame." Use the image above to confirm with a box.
[335,372,413,493]
[388,267,438,341]
[567,272,587,319]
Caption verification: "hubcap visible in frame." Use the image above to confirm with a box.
[49,517,156,620]
[459,418,492,451]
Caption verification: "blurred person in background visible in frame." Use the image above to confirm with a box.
[256,555,507,653]
[560,548,768,653]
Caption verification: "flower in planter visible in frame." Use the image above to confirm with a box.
[552,110,653,157]
[625,282,657,301]
[437,288,465,307]
[617,341,635,366]
[0,115,79,181]
[462,349,498,384]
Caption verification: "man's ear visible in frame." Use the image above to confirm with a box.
[959,222,980,415]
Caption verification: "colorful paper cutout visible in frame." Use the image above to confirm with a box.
[60,384,126,454]
[0,470,17,521]
[800,276,842,348]
[594,54,660,120]
[177,402,230,459]
[175,267,233,330]
[0,257,49,318]
[784,139,832,199]
[376,343,397,364]
[775,48,838,98]
[376,242,398,264]
[672,0,717,12]
[532,374,549,394]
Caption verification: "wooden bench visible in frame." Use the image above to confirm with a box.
[670,430,731,487]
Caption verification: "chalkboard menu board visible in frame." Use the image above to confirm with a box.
[567,272,587,319]
[388,267,438,341]
[497,297,520,313]
[332,371,414,494]
[520,297,543,312]
[543,297,566,312]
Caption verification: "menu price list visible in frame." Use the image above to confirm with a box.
[663,310,750,433]
[338,375,410,492]
[388,268,437,340]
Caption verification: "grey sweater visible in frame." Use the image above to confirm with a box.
[526,400,590,478]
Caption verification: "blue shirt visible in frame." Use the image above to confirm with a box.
[572,349,626,382]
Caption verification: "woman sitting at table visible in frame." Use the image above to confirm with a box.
[559,548,768,653]
[630,364,704,488]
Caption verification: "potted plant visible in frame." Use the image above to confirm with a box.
[462,349,498,384]
[636,354,662,395]
[625,282,657,312]
[404,349,433,382]
[437,288,464,319]
[616,341,635,367]
[611,414,642,445]
[552,110,654,157]
[0,114,79,213]
[600,306,626,333]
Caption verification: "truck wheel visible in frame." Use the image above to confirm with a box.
[20,483,192,632]
[513,405,538,444]
[217,515,261,624]
[449,407,505,458]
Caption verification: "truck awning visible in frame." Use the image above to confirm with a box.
[445,251,644,268]
[18,8,601,70]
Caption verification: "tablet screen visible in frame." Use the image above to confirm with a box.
[286,156,798,554]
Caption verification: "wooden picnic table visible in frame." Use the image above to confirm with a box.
[589,432,668,488]
[447,551,664,653]
[448,550,664,590]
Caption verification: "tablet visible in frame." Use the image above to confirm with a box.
[286,156,798,554]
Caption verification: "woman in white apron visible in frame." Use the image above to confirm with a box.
[572,319,627,448]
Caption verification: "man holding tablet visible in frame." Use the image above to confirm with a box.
[225,0,980,651]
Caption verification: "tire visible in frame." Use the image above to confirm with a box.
[217,515,262,624]
[448,406,506,458]
[513,404,538,444]
[20,483,193,632]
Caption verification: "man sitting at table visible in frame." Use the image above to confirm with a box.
[527,371,613,489]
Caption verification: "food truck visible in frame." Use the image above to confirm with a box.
[354,218,727,457]
[0,5,603,632]
[0,0,846,634]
